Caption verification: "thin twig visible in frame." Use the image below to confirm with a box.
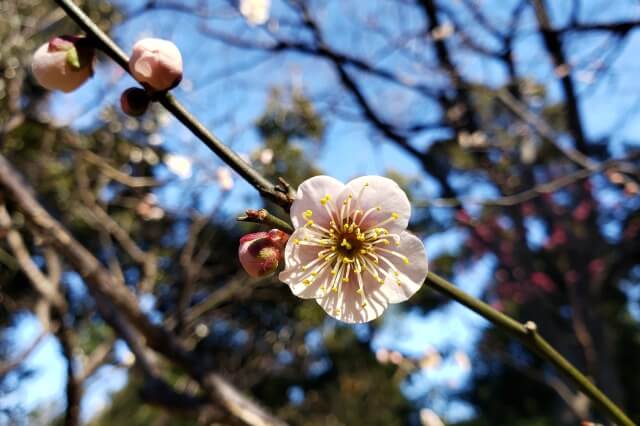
[0,151,287,426]
[53,0,290,210]
[426,273,634,426]
[416,152,639,208]
[0,330,48,376]
[237,209,294,233]
[0,204,67,310]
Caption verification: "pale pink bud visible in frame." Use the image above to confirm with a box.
[31,35,95,93]
[120,87,150,116]
[129,38,183,92]
[238,229,289,278]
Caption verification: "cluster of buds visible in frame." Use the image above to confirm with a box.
[122,38,183,116]
[238,229,289,278]
[32,35,183,117]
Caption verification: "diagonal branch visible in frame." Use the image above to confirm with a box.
[0,329,48,377]
[532,0,589,155]
[0,153,286,426]
[0,204,67,310]
[53,0,291,210]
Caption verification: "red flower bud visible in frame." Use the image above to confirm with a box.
[120,87,150,116]
[238,229,289,278]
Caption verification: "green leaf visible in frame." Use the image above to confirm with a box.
[66,47,81,70]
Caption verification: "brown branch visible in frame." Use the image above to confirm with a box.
[562,20,640,35]
[79,338,115,382]
[0,329,48,376]
[80,150,160,188]
[419,0,479,132]
[496,88,596,170]
[0,204,67,310]
[75,162,158,292]
[532,0,589,155]
[176,214,210,331]
[0,152,286,425]
[416,151,639,207]
[182,273,253,328]
[237,209,294,233]
[57,322,82,426]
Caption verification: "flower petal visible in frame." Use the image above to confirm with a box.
[279,228,326,299]
[341,176,411,233]
[290,175,344,228]
[378,231,428,303]
[316,280,388,323]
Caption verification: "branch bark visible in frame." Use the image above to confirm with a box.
[0,153,286,426]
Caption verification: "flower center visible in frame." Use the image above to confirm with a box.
[336,226,364,258]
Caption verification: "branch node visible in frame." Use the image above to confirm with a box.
[524,320,538,334]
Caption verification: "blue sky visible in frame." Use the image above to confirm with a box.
[4,0,640,423]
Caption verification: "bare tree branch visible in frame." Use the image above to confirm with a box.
[0,152,286,426]
[0,329,48,377]
[0,204,67,310]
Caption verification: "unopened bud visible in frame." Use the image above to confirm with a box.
[120,87,150,116]
[238,229,289,278]
[129,38,183,92]
[31,35,95,93]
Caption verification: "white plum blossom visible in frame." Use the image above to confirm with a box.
[279,175,428,323]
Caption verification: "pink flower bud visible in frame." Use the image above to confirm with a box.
[31,35,95,93]
[129,38,182,92]
[238,229,289,278]
[120,87,150,116]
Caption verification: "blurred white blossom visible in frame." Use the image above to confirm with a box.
[454,350,471,371]
[420,409,444,426]
[376,348,390,364]
[240,0,271,25]
[164,153,193,179]
[259,148,274,165]
[216,166,234,191]
[136,194,164,221]
[195,323,209,338]
[431,22,454,41]
[419,348,442,370]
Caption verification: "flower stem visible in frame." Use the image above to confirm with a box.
[427,271,635,426]
[237,209,294,233]
[53,1,635,424]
